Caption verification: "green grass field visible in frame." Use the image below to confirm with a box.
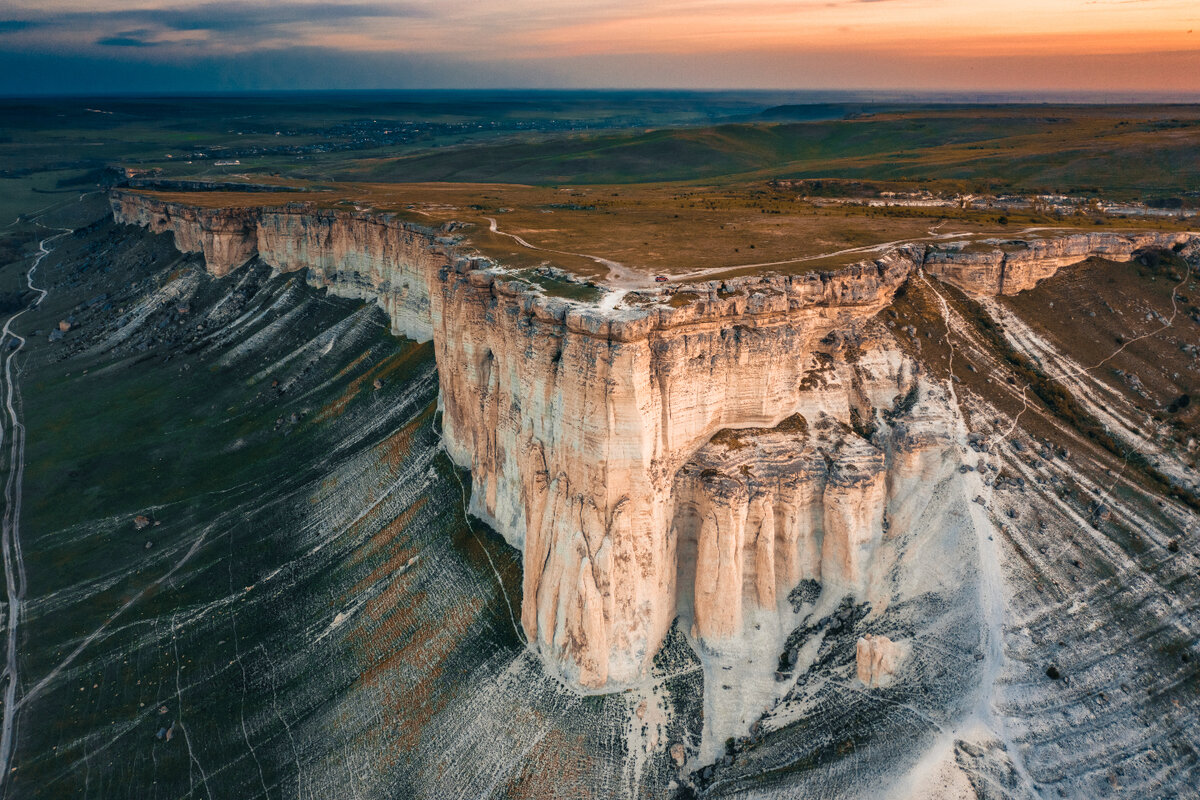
[5,95,1199,292]
[351,108,1200,198]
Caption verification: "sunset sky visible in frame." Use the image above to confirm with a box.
[1,0,1197,95]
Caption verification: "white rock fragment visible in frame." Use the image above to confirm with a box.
[856,633,903,687]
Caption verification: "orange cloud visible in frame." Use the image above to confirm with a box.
[1,0,1198,91]
[501,0,1199,58]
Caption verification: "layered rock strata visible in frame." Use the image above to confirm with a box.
[110,190,1199,688]
[432,257,927,686]
[110,193,441,340]
[668,329,948,641]
[923,231,1195,295]
[111,195,259,278]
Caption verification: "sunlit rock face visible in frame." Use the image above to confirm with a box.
[432,260,918,686]
[110,192,441,341]
[673,414,894,644]
[111,190,1200,694]
[924,230,1193,295]
[109,192,259,277]
[667,327,953,686]
[856,634,902,687]
[255,209,443,342]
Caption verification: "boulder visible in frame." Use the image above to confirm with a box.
[856,633,902,687]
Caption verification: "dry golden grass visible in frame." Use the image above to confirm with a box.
[131,179,1198,285]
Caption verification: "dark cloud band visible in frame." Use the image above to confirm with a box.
[2,1,426,41]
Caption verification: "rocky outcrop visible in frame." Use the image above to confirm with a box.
[856,634,902,687]
[110,192,441,340]
[674,415,888,643]
[110,193,259,278]
[668,330,954,656]
[110,189,1200,689]
[254,208,443,342]
[432,258,919,686]
[924,231,1193,295]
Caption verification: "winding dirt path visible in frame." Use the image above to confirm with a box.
[0,223,69,787]
[667,225,1063,285]
[483,216,628,279]
[481,214,1067,298]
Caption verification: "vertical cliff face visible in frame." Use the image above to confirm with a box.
[675,418,889,642]
[255,209,442,342]
[110,190,1199,692]
[431,260,919,686]
[110,193,441,341]
[669,335,952,648]
[109,193,259,277]
[924,231,1193,295]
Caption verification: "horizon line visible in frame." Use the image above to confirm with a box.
[2,87,1200,103]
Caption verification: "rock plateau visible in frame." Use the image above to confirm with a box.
[110,190,1199,694]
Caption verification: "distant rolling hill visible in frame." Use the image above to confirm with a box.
[347,106,1200,198]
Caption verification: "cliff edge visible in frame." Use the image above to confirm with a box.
[110,189,1197,690]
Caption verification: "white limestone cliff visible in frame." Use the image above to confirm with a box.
[923,230,1194,295]
[109,193,442,341]
[110,190,1199,690]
